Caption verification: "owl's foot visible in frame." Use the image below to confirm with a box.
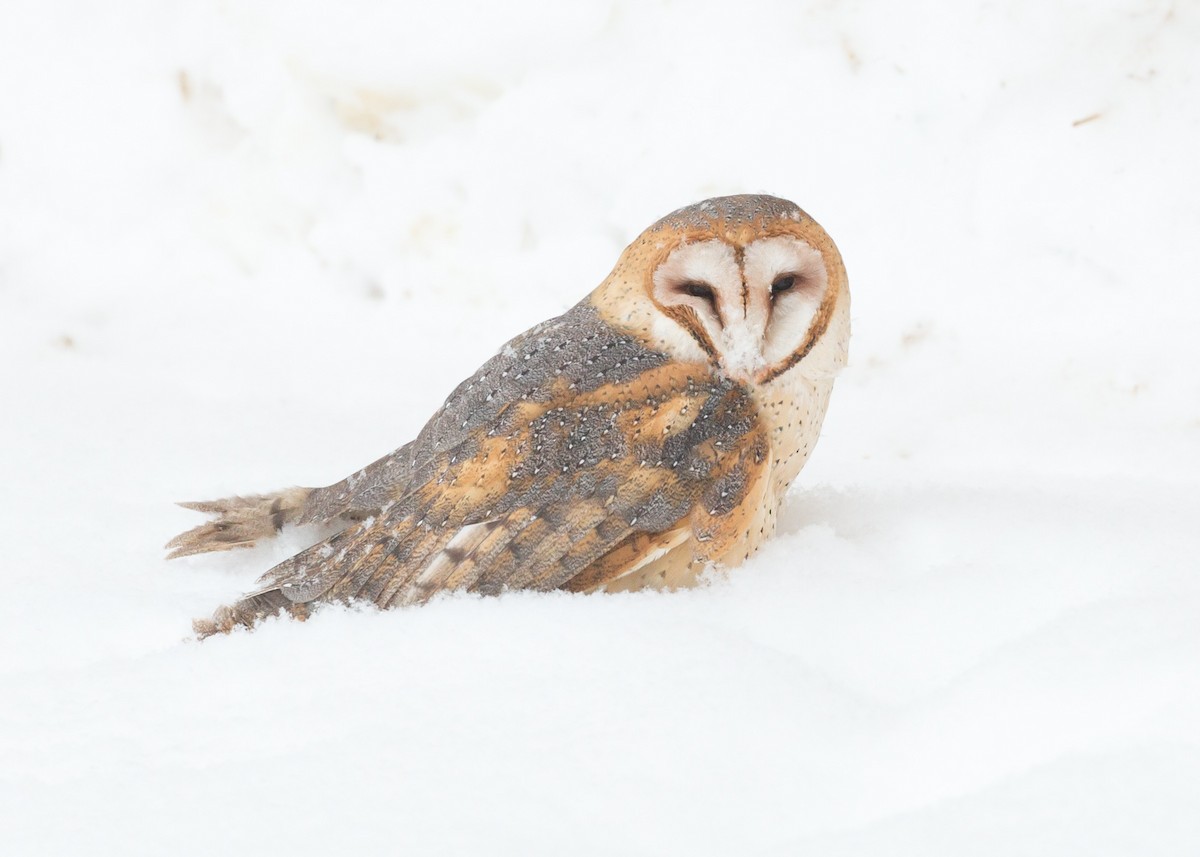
[165,487,312,559]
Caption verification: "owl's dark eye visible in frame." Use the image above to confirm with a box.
[771,274,798,295]
[680,281,715,301]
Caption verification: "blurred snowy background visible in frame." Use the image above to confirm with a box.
[2,0,1198,854]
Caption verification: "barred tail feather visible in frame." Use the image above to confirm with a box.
[165,487,313,559]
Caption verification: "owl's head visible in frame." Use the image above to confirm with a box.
[595,194,849,387]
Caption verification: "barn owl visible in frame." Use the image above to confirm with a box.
[168,194,850,636]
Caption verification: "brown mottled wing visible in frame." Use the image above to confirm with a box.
[170,304,628,559]
[293,302,657,527]
[196,308,770,635]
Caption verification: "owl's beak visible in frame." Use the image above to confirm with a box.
[716,325,766,385]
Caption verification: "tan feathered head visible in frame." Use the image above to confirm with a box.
[591,194,849,386]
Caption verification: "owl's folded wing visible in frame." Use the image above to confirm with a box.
[194,364,770,636]
[169,303,673,557]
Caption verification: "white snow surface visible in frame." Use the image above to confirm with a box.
[2,1,1199,854]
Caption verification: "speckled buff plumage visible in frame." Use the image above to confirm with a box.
[168,195,851,636]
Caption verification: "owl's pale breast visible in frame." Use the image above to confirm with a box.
[755,371,837,509]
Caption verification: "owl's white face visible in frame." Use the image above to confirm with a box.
[650,236,830,384]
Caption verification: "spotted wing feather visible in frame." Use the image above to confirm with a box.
[293,302,672,525]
